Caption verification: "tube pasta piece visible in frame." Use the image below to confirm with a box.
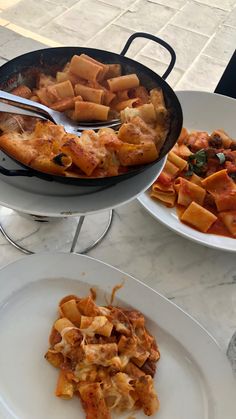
[176,177,206,207]
[45,350,64,368]
[69,55,103,81]
[151,187,176,208]
[114,98,140,111]
[48,80,75,99]
[51,96,82,112]
[168,151,188,172]
[54,317,75,334]
[124,361,145,378]
[77,295,101,316]
[83,343,119,367]
[74,83,104,104]
[201,169,235,194]
[201,169,236,211]
[215,192,236,212]
[60,299,81,326]
[62,135,100,176]
[74,101,110,121]
[181,201,217,232]
[174,144,193,159]
[80,54,109,81]
[55,371,74,399]
[117,141,158,166]
[134,375,160,416]
[120,103,156,124]
[164,159,179,177]
[0,132,38,165]
[78,382,111,419]
[80,315,113,337]
[219,211,236,236]
[31,154,72,175]
[56,70,82,86]
[107,74,140,92]
[188,173,203,187]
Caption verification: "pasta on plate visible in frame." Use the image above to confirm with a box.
[45,289,160,418]
[150,128,236,238]
[0,54,170,179]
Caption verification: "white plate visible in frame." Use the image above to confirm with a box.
[0,252,235,419]
[0,152,165,217]
[139,91,236,252]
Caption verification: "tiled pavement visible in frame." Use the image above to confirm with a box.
[0,0,235,91]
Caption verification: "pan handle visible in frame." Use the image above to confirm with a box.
[120,32,176,80]
[0,165,53,181]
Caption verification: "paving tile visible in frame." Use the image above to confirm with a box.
[38,22,85,46]
[0,0,21,9]
[98,0,137,8]
[53,0,121,43]
[0,26,19,46]
[171,2,227,36]
[0,35,48,60]
[0,15,9,26]
[147,0,187,9]
[0,57,7,66]
[135,54,184,87]
[87,24,148,57]
[175,54,226,92]
[1,0,66,30]
[7,23,61,47]
[142,24,208,71]
[224,6,236,27]
[115,0,175,33]
[194,0,236,11]
[48,0,78,6]
[203,25,236,63]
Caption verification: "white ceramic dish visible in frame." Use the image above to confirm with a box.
[139,91,236,252]
[0,252,235,419]
[0,152,165,217]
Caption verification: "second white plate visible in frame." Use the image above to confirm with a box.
[139,91,236,252]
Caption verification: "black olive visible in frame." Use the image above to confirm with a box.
[53,153,67,167]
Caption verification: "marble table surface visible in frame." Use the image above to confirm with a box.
[0,198,236,373]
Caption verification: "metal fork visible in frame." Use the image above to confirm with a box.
[0,90,121,134]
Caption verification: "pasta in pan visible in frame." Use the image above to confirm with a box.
[0,54,170,179]
[150,128,236,238]
[45,289,160,418]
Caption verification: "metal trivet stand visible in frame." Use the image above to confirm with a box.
[0,210,114,255]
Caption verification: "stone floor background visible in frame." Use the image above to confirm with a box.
[0,0,235,90]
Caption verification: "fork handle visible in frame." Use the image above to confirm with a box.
[0,90,53,121]
[120,32,176,80]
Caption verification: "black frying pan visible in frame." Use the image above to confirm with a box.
[0,32,183,186]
